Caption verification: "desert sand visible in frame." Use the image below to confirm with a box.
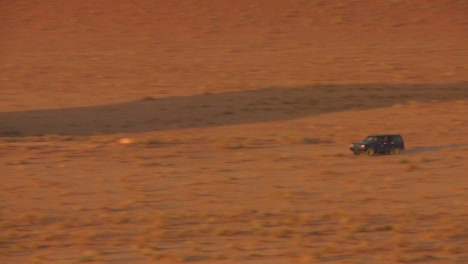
[1,1,467,263]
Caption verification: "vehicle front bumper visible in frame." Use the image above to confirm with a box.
[349,145,367,153]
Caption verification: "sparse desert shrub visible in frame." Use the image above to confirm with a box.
[302,137,322,144]
[152,253,167,260]
[254,227,269,236]
[138,138,161,145]
[372,224,393,232]
[393,235,410,248]
[441,244,463,254]
[342,231,357,240]
[273,228,293,238]
[419,156,432,163]
[399,158,410,164]
[214,228,242,236]
[212,253,227,260]
[78,251,99,262]
[216,141,246,149]
[406,163,421,171]
[322,169,337,175]
[353,224,369,233]
[394,253,410,263]
[141,96,157,101]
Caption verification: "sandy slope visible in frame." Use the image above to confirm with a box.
[1,1,467,263]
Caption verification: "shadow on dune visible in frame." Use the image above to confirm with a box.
[0,82,467,137]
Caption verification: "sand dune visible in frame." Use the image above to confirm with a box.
[1,1,467,263]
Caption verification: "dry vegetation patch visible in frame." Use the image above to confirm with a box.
[1,0,467,263]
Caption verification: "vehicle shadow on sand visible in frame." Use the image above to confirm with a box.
[0,82,467,137]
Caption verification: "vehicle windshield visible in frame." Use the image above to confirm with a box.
[363,136,378,142]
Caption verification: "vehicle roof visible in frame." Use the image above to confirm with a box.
[367,134,401,137]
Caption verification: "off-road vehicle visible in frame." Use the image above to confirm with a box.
[349,134,405,156]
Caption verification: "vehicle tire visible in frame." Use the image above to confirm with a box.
[391,147,400,155]
[366,148,375,156]
[353,151,361,156]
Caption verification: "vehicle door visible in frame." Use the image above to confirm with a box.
[392,135,404,149]
[381,136,393,152]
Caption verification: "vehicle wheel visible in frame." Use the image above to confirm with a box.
[366,148,375,156]
[353,151,361,156]
[391,147,400,155]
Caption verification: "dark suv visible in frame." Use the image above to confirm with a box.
[349,134,405,156]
